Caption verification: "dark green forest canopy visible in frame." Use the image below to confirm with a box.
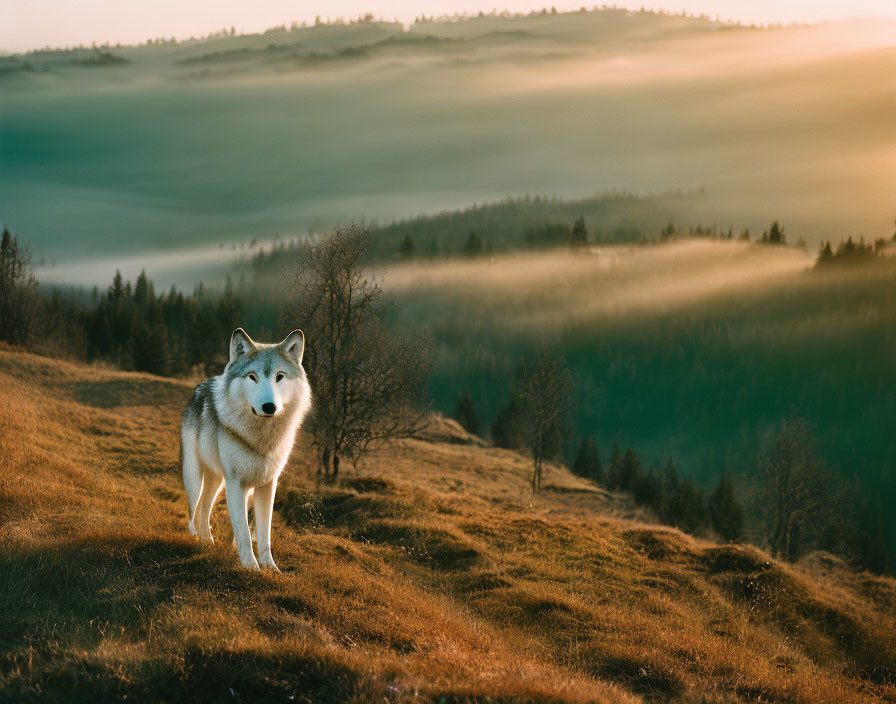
[379,247,896,566]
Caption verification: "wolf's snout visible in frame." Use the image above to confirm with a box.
[261,402,276,415]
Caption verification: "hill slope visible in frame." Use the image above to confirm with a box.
[1,348,894,703]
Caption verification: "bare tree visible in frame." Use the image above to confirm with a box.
[0,226,38,346]
[757,415,842,561]
[288,225,431,479]
[512,348,574,493]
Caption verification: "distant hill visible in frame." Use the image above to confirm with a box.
[364,190,710,258]
[241,189,711,268]
[1,347,894,702]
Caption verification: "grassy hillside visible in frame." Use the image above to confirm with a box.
[1,347,894,702]
[4,9,896,286]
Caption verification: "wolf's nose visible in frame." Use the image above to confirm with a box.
[262,402,276,415]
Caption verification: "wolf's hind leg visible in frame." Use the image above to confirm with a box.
[195,466,224,542]
[182,434,202,537]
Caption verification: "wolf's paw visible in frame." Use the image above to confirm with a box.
[198,532,214,544]
[259,555,280,572]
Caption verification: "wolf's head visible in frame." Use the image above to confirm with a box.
[223,328,309,419]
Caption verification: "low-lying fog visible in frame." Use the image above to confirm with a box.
[33,238,278,291]
[383,240,813,330]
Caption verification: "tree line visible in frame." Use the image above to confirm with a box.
[363,189,705,259]
[394,217,809,261]
[1,228,279,376]
[815,231,896,268]
[81,270,246,375]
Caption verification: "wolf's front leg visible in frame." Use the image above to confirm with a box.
[225,476,260,570]
[253,477,279,571]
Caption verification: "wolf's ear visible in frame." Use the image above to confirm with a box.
[229,328,257,363]
[279,329,304,365]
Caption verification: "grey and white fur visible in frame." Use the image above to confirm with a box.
[181,328,311,570]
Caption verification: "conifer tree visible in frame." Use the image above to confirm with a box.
[606,442,624,489]
[662,458,679,496]
[618,448,641,491]
[767,221,785,245]
[0,225,38,345]
[570,217,588,247]
[708,474,744,542]
[673,479,707,534]
[399,234,415,259]
[572,434,602,482]
[463,231,484,257]
[454,390,479,435]
[633,468,663,511]
[492,396,525,449]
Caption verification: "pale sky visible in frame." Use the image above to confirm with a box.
[2,0,896,53]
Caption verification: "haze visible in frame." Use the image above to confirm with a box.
[2,9,895,285]
[384,240,813,331]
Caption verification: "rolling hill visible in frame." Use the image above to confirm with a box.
[3,8,896,287]
[1,346,894,702]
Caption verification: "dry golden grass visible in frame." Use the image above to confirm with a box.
[1,347,894,703]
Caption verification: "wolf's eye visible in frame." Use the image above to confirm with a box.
[275,372,285,382]
[248,373,258,383]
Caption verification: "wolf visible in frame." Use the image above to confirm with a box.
[181,328,311,570]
